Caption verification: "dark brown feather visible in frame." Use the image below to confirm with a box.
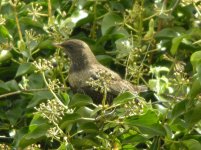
[59,39,147,104]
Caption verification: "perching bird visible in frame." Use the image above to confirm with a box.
[57,39,146,104]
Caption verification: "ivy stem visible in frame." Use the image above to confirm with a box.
[68,0,78,14]
[0,0,2,12]
[102,87,107,108]
[11,2,23,41]
[47,0,53,23]
[41,72,68,109]
[0,87,69,100]
[90,0,97,39]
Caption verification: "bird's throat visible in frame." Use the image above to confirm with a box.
[70,53,98,72]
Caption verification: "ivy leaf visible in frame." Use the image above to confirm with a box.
[15,63,33,77]
[101,12,122,35]
[182,139,201,150]
[184,103,201,128]
[0,25,12,39]
[124,110,166,136]
[69,93,93,108]
[190,51,201,71]
[113,91,136,105]
[18,114,50,148]
[170,35,187,55]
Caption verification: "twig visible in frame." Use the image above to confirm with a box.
[0,0,2,12]
[41,72,68,109]
[11,1,23,41]
[0,90,21,99]
[90,0,97,39]
[47,0,53,23]
[68,0,78,14]
[0,87,69,100]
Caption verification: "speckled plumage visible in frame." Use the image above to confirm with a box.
[59,39,146,104]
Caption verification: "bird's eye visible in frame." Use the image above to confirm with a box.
[67,44,73,49]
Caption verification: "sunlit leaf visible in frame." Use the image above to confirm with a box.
[69,93,93,108]
[190,51,201,70]
[182,139,201,150]
[113,91,136,105]
[101,12,122,35]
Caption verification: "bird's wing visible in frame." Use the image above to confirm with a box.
[88,65,142,95]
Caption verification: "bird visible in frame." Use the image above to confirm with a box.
[57,39,146,104]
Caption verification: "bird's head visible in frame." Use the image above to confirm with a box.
[59,39,87,57]
[55,39,98,70]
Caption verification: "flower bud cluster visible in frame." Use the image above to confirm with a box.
[86,69,114,94]
[33,58,53,72]
[46,126,64,142]
[27,3,44,21]
[124,98,144,116]
[35,99,73,124]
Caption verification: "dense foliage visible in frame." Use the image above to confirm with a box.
[0,0,201,149]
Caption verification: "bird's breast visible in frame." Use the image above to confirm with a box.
[68,69,92,88]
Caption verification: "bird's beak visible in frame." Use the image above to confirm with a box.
[53,42,63,48]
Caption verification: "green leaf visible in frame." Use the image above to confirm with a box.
[184,102,201,127]
[0,50,12,63]
[29,114,49,131]
[170,35,185,55]
[69,93,93,108]
[154,28,178,39]
[20,17,43,28]
[113,91,136,105]
[15,63,33,77]
[70,9,88,24]
[80,122,99,133]
[189,77,201,99]
[0,64,18,80]
[6,80,19,91]
[60,113,81,129]
[58,143,75,150]
[96,55,113,66]
[196,63,201,84]
[5,104,24,125]
[18,115,50,148]
[0,25,11,39]
[27,91,53,108]
[138,123,166,136]
[190,51,201,70]
[71,138,99,148]
[124,110,159,126]
[150,137,160,150]
[76,106,93,117]
[59,92,70,106]
[171,100,187,124]
[124,110,166,136]
[182,139,201,150]
[0,81,10,94]
[28,73,45,89]
[13,127,29,148]
[122,134,148,144]
[101,12,123,35]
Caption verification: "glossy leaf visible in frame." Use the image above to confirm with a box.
[170,35,187,55]
[15,63,33,77]
[0,25,11,39]
[171,100,187,124]
[101,12,123,35]
[182,139,201,150]
[113,91,136,105]
[69,93,93,108]
[184,103,201,128]
[190,51,201,70]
